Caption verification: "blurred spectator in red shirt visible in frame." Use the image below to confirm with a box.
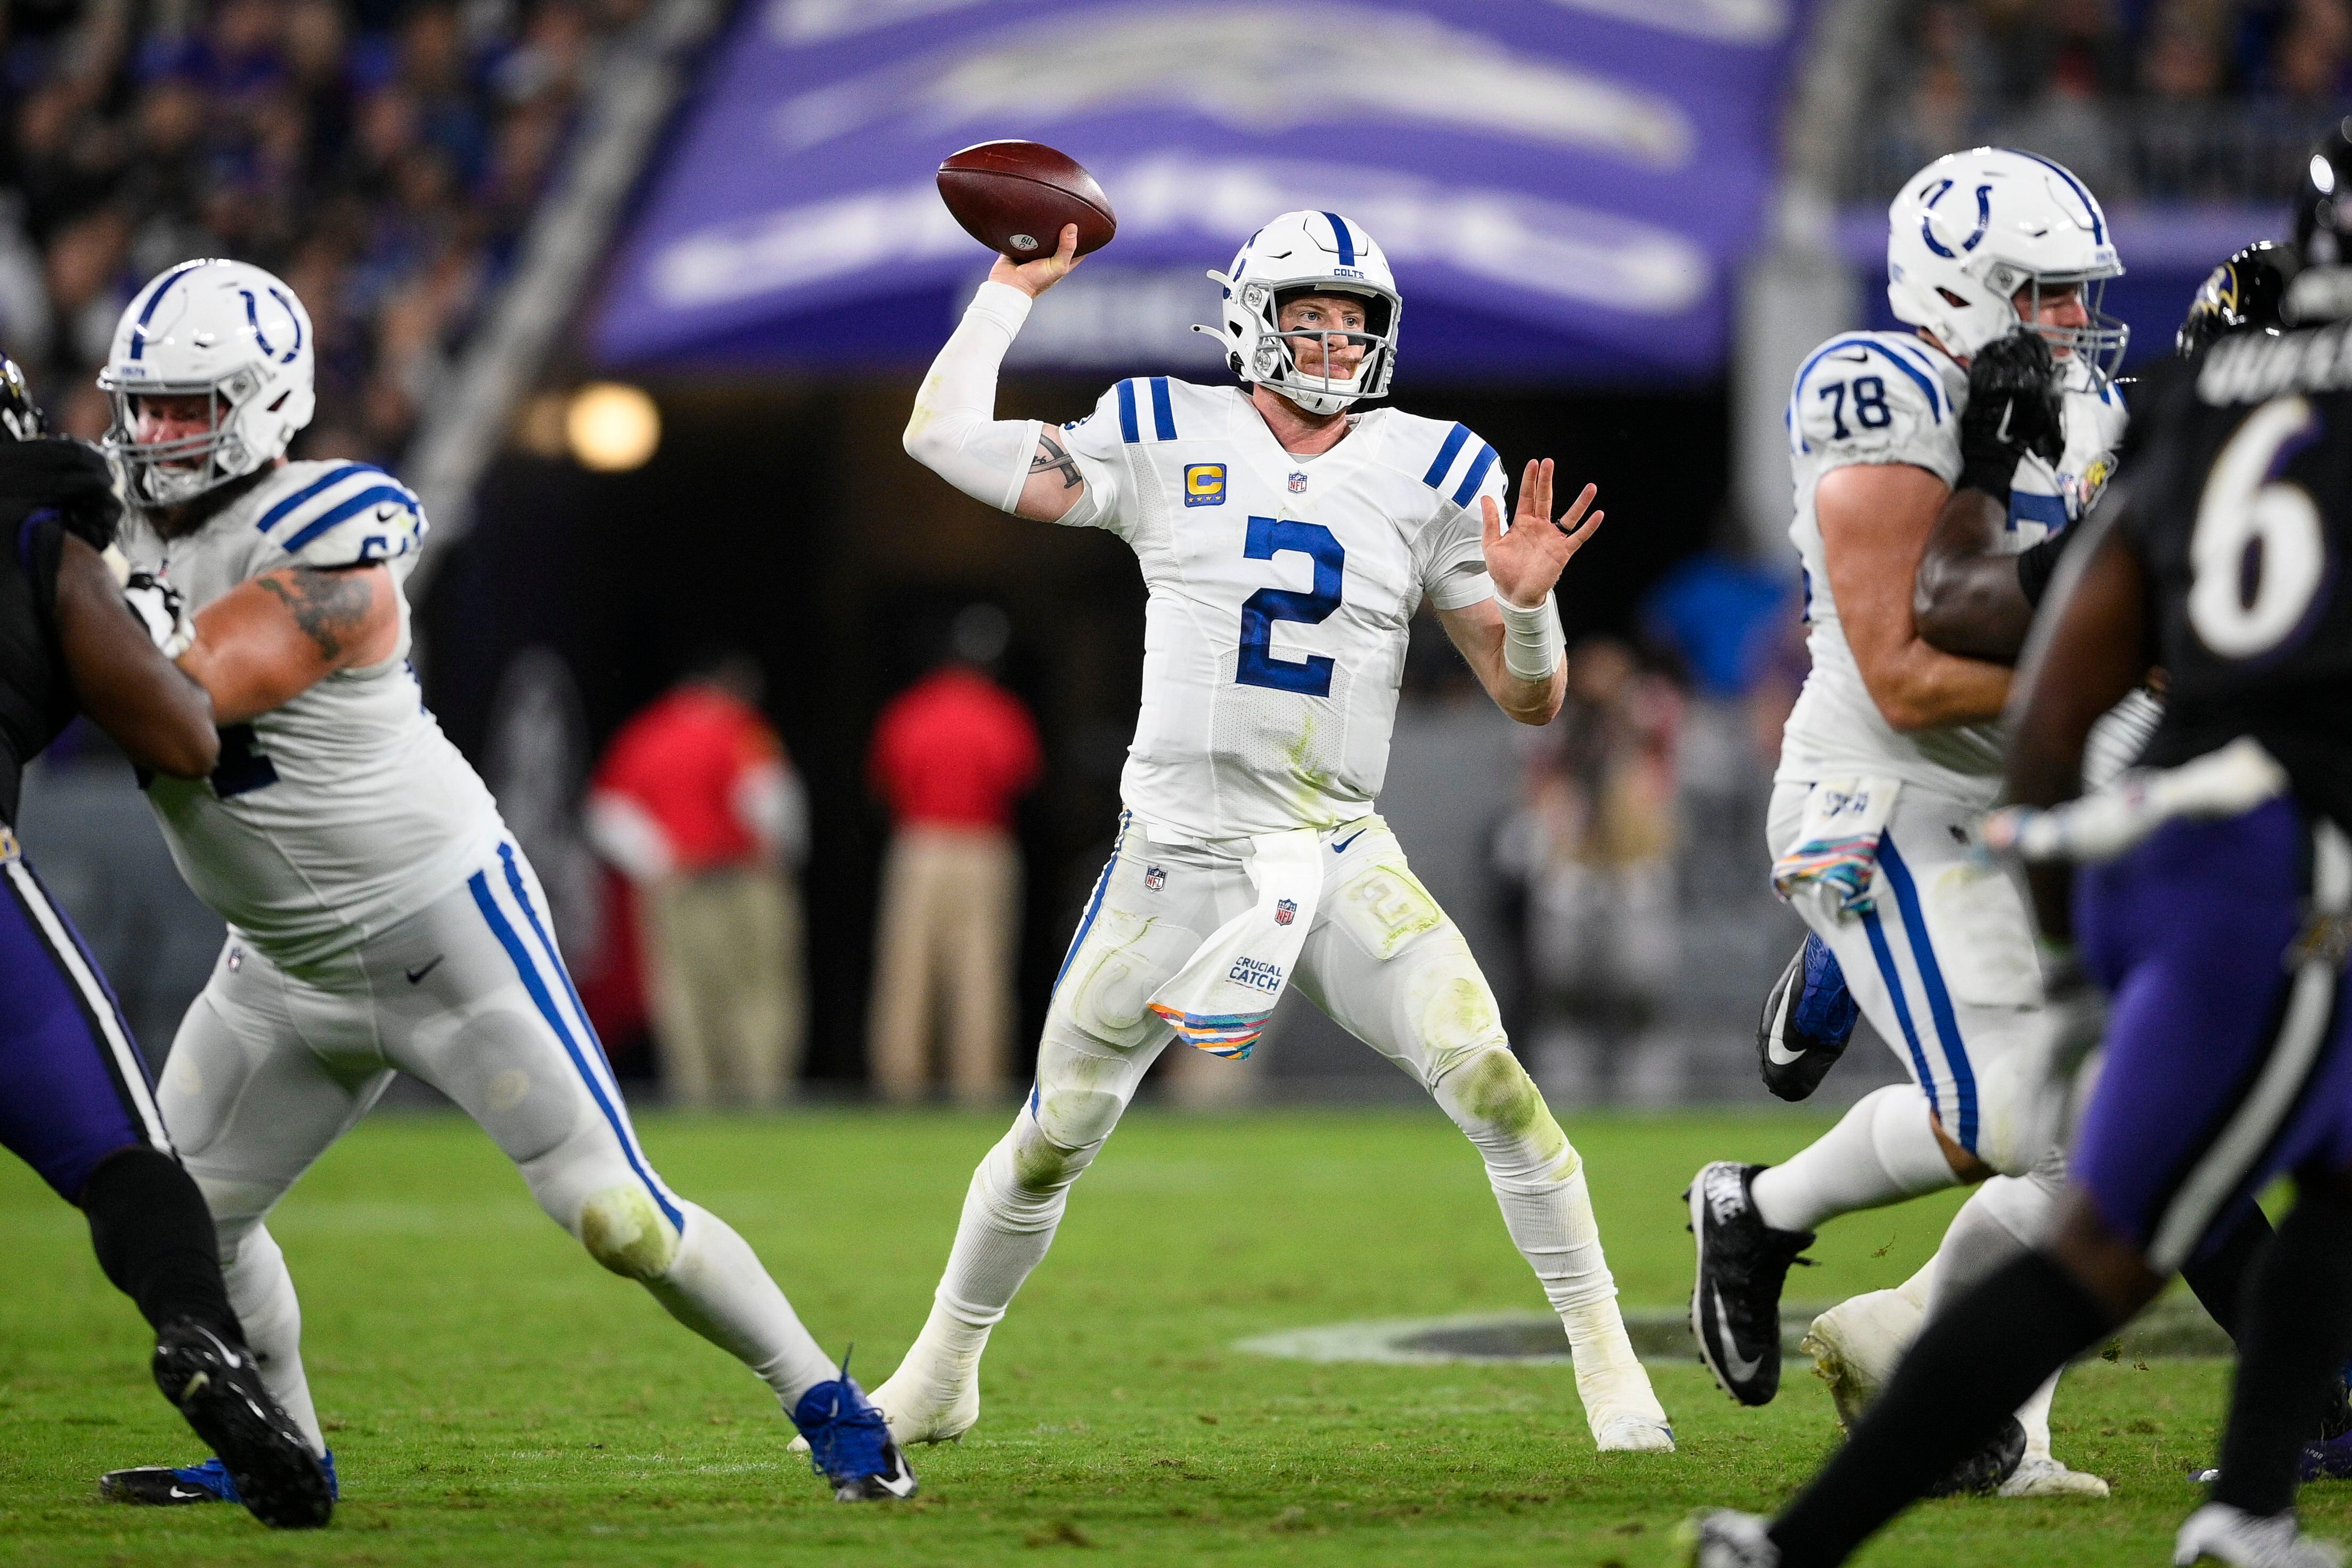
[586,651,807,1108]
[866,607,1041,1103]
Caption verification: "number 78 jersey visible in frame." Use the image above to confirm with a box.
[1056,376,1505,843]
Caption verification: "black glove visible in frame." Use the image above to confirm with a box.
[1957,331,2065,504]
[0,437,124,550]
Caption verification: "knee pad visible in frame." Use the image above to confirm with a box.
[1005,1100,1109,1197]
[578,1184,680,1280]
[1437,1048,1577,1180]
[1968,1048,2055,1179]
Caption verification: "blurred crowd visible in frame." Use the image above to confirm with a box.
[1488,556,1809,1107]
[0,0,629,459]
[1861,0,2352,199]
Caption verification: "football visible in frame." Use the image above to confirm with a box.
[935,140,1117,263]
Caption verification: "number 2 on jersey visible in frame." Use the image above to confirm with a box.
[1237,516,1343,697]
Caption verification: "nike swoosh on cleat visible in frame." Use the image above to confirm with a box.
[1331,829,1367,854]
[1710,1286,1765,1385]
[1766,1037,1808,1066]
[167,1486,209,1500]
[405,955,445,985]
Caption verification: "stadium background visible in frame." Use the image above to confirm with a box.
[0,0,2335,1102]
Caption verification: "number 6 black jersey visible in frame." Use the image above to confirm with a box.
[2122,324,2352,824]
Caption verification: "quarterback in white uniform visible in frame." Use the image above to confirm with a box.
[88,259,914,1506]
[1687,151,2131,1493]
[882,212,1672,1455]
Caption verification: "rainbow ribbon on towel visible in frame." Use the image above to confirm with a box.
[1770,833,1884,912]
[1148,1003,1275,1059]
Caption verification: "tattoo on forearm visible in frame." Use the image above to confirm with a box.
[256,567,375,661]
[1032,434,1082,489]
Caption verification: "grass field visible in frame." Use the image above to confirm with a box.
[0,1105,2320,1566]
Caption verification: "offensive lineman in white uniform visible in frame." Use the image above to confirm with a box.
[1686,151,2131,1496]
[880,212,1673,1455]
[87,259,916,1506]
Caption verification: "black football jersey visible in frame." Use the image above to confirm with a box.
[0,509,74,826]
[2123,320,2352,823]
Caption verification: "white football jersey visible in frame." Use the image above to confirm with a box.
[118,460,504,968]
[1775,331,2127,803]
[1057,377,1503,843]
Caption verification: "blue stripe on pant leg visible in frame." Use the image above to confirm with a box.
[1877,836,1978,1153]
[468,869,684,1232]
[499,845,622,1090]
[1861,907,1940,1123]
[1052,810,1128,993]
[496,844,677,1211]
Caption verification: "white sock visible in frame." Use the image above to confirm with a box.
[910,1108,1106,1376]
[222,1223,326,1457]
[643,1202,837,1409]
[1925,1175,2057,1317]
[1751,1083,1957,1232]
[1435,1050,1662,1427]
[1923,1172,2067,1457]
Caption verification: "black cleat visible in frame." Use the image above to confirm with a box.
[1923,1417,2027,1497]
[1758,934,1858,1102]
[1689,1162,1815,1407]
[144,1319,332,1529]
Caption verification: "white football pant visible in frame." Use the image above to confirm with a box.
[888,813,1665,1445]
[158,839,837,1453]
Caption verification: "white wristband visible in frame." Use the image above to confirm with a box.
[1497,591,1563,682]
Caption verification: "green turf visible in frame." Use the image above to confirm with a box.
[0,1106,2317,1565]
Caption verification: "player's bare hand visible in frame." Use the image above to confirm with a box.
[990,224,1082,299]
[1482,460,1603,608]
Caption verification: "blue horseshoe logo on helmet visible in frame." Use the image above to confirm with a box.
[1919,179,1994,258]
[241,288,305,364]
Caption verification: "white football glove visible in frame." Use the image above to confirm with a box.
[121,571,195,660]
[2011,943,2108,1166]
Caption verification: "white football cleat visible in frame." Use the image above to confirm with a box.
[2175,1503,2345,1567]
[1802,1287,1920,1433]
[1597,1415,1677,1453]
[2000,1452,2111,1499]
[1680,1509,1779,1567]
[1566,1303,1674,1452]
[866,1358,979,1447]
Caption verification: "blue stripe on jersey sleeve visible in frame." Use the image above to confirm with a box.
[1148,376,1176,441]
[1116,380,1140,444]
[253,464,386,536]
[1451,443,1500,508]
[279,484,419,553]
[1421,422,1471,489]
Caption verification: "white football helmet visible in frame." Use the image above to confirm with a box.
[1195,210,1401,415]
[1887,148,2128,385]
[97,258,315,507]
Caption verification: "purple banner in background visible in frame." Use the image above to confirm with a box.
[593,0,1815,384]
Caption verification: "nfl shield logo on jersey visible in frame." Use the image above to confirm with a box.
[1288,471,1308,494]
[1274,898,1297,926]
[1144,865,1166,891]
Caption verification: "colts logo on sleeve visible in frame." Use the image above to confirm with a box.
[1183,463,1227,507]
